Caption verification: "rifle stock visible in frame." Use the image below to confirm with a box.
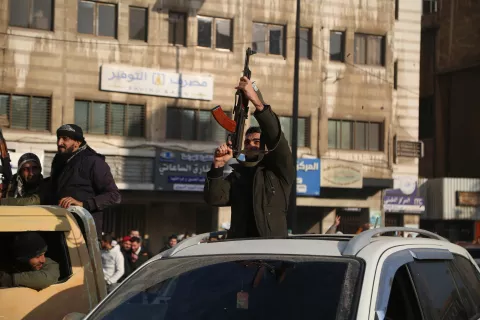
[212,106,236,133]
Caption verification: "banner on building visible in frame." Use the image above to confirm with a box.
[320,159,363,189]
[297,158,320,196]
[100,64,214,101]
[155,149,213,192]
[383,175,425,213]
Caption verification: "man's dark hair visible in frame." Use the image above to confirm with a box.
[130,236,141,244]
[168,234,177,241]
[246,126,261,135]
[102,234,113,244]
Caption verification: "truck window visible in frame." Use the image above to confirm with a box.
[385,265,422,320]
[0,231,72,284]
[407,260,469,320]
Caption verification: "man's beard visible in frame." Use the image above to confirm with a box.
[57,145,75,154]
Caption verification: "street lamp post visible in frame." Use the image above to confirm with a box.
[288,0,301,234]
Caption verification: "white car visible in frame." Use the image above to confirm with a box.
[65,227,480,320]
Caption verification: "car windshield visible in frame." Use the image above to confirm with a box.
[90,254,362,320]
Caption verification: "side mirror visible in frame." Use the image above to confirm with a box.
[62,312,87,320]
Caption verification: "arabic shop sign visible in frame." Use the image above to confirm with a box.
[383,175,425,213]
[155,149,213,192]
[320,159,363,189]
[100,64,214,101]
[297,158,320,196]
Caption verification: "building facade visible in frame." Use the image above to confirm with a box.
[0,0,422,250]
[419,0,480,242]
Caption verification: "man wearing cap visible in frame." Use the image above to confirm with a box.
[46,124,121,236]
[1,153,45,206]
[0,231,60,290]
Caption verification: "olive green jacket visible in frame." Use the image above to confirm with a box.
[0,174,42,206]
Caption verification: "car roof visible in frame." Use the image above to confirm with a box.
[156,227,472,262]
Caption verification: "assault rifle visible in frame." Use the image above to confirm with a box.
[211,47,257,159]
[0,128,12,198]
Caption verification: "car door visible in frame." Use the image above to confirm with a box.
[373,248,480,320]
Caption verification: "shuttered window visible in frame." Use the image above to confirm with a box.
[74,100,145,137]
[166,107,231,142]
[0,93,51,131]
[328,119,383,151]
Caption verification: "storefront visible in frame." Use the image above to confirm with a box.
[296,159,393,234]
[419,178,480,242]
[382,175,425,229]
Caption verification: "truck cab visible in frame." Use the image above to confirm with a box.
[0,205,107,320]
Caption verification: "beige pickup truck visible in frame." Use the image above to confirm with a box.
[0,205,107,320]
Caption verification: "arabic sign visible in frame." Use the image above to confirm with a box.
[456,192,480,207]
[100,64,214,101]
[320,159,363,189]
[383,176,425,213]
[296,158,320,196]
[155,149,213,192]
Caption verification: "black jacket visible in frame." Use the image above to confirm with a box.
[131,247,152,270]
[203,105,295,238]
[47,145,121,212]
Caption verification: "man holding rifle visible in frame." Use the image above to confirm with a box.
[204,75,295,239]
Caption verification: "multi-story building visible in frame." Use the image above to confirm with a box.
[419,0,480,242]
[0,0,422,251]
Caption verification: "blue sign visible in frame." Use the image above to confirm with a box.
[155,149,213,192]
[297,158,321,196]
[383,177,425,213]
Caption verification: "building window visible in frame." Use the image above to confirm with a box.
[166,107,231,142]
[129,7,147,41]
[354,33,385,66]
[393,60,398,90]
[252,23,286,56]
[299,28,312,59]
[250,115,310,147]
[0,94,50,131]
[74,100,145,137]
[9,0,54,31]
[197,16,232,51]
[328,119,382,151]
[77,0,117,38]
[423,0,438,14]
[168,12,187,46]
[330,31,345,62]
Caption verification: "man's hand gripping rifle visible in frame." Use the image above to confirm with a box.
[211,47,261,161]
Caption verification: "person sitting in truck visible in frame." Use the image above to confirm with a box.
[0,153,45,206]
[0,231,60,291]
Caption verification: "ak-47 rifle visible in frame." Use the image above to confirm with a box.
[211,47,257,159]
[0,128,12,198]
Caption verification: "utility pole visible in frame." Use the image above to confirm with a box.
[288,0,301,234]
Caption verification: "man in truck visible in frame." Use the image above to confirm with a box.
[0,231,60,291]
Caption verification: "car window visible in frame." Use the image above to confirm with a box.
[407,260,469,320]
[449,255,480,318]
[467,248,480,259]
[385,265,422,320]
[0,231,72,284]
[90,256,363,320]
